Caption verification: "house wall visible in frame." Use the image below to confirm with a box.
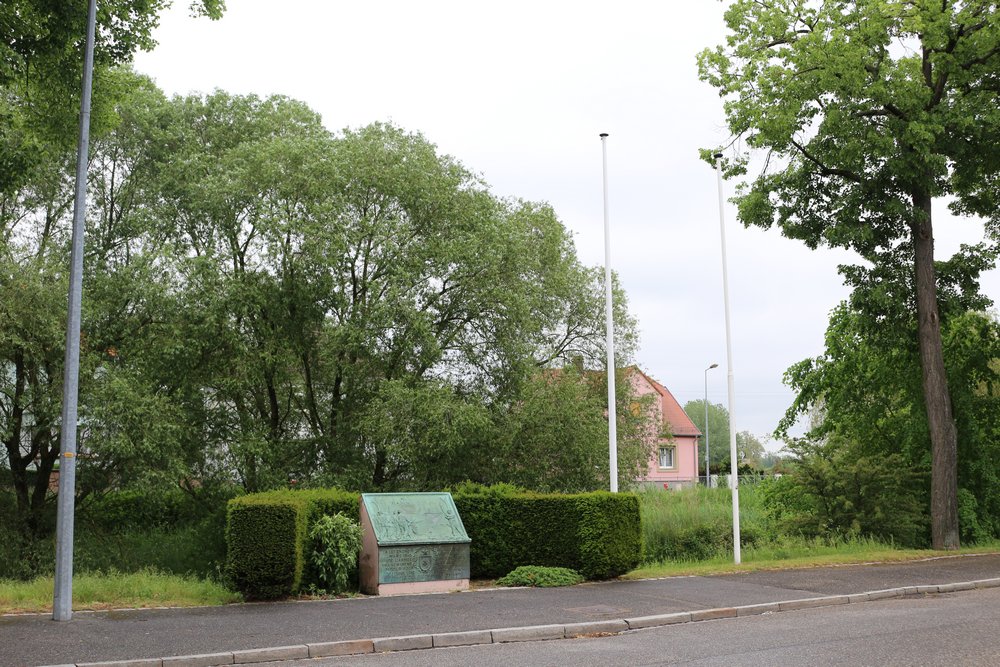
[628,372,699,487]
[642,435,699,486]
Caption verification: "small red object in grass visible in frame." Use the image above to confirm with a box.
[663,483,669,490]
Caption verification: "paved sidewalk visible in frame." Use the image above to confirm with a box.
[2,553,998,667]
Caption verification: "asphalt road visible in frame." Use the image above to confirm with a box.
[293,586,1000,666]
[2,553,998,666]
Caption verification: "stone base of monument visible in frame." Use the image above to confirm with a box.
[358,493,471,596]
[372,578,469,596]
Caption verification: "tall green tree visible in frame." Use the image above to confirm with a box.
[0,0,224,195]
[683,399,730,473]
[777,257,1000,542]
[1,0,226,531]
[699,0,1000,549]
[493,367,656,493]
[108,89,642,492]
[0,70,182,530]
[683,399,766,472]
[3,75,645,523]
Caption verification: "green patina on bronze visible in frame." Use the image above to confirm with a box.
[362,492,470,546]
[377,543,469,584]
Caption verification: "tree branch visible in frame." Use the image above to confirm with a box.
[790,139,864,184]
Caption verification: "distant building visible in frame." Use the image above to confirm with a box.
[628,368,701,488]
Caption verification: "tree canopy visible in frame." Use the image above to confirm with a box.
[683,399,767,472]
[698,0,1000,549]
[1,72,643,531]
[0,0,224,195]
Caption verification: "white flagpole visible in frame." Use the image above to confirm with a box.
[714,152,741,564]
[601,133,618,492]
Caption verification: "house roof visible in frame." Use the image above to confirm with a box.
[630,367,701,438]
[542,364,701,438]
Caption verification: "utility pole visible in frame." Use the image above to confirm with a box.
[53,0,97,622]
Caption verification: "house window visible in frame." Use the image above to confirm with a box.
[658,446,675,469]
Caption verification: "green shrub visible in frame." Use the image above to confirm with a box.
[496,565,583,587]
[225,489,357,599]
[759,440,929,547]
[454,486,641,579]
[0,523,54,581]
[83,485,241,531]
[227,486,641,597]
[957,488,991,545]
[72,522,228,580]
[308,513,363,595]
[577,492,642,579]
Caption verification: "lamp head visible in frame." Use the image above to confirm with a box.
[708,363,719,370]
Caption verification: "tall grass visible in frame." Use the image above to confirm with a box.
[634,485,1000,578]
[626,535,930,579]
[0,486,231,582]
[637,485,770,563]
[0,569,242,614]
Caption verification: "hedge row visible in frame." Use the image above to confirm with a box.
[453,488,642,580]
[86,486,242,530]
[225,486,641,598]
[225,489,358,599]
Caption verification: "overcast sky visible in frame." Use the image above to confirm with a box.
[132,0,999,449]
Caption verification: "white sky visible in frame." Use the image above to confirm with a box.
[133,0,999,449]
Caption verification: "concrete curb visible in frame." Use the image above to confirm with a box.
[44,577,1000,667]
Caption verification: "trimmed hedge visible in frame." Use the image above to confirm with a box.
[453,488,641,580]
[225,489,358,599]
[85,487,240,531]
[576,492,643,579]
[226,486,641,598]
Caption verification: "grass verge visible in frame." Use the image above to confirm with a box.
[0,569,242,614]
[624,539,1000,579]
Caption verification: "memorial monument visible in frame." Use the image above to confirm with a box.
[358,492,471,595]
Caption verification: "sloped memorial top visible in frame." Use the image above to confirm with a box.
[361,492,470,546]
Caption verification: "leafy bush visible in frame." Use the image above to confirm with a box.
[227,485,640,597]
[957,488,991,545]
[0,485,243,581]
[308,513,363,594]
[225,489,358,599]
[760,439,930,547]
[454,486,641,579]
[0,523,54,581]
[496,565,583,587]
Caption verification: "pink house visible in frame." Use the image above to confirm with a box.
[628,368,701,488]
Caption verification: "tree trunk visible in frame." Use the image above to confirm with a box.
[911,193,960,550]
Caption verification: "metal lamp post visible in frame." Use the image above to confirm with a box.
[713,152,742,565]
[704,363,718,486]
[53,0,97,621]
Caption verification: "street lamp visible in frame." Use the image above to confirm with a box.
[704,363,718,486]
[53,0,97,621]
[712,151,742,565]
